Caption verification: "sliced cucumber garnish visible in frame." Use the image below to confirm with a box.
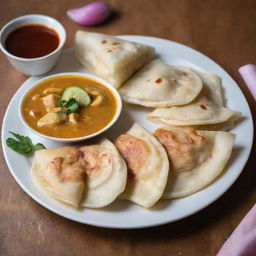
[61,86,91,107]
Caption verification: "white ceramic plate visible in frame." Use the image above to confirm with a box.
[2,36,253,229]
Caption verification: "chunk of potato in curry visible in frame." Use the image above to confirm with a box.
[22,75,117,138]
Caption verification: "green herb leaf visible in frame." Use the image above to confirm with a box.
[9,131,33,146]
[33,143,46,151]
[66,99,79,114]
[60,99,67,107]
[6,138,33,154]
[61,98,79,114]
[6,132,46,155]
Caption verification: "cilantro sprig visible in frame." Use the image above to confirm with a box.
[60,98,79,114]
[6,132,46,155]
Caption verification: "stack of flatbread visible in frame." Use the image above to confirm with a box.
[32,123,235,208]
[32,138,127,208]
[75,31,155,88]
[75,31,240,130]
[31,32,239,209]
[119,59,241,130]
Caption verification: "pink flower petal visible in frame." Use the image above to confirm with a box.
[239,64,256,100]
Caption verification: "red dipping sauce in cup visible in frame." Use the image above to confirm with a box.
[5,24,59,58]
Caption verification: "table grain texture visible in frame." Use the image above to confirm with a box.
[0,0,255,255]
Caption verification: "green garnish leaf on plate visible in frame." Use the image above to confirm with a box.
[6,132,46,155]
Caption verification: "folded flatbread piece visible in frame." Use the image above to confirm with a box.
[119,59,203,107]
[75,31,155,88]
[32,146,86,207]
[146,68,241,130]
[80,138,127,208]
[196,71,224,106]
[147,96,240,128]
[32,138,127,208]
[154,126,235,198]
[115,123,169,208]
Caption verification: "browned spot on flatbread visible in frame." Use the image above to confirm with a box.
[186,136,194,144]
[115,134,149,179]
[154,128,207,172]
[80,146,100,172]
[191,129,206,141]
[79,146,112,179]
[49,157,63,176]
[47,149,86,183]
[200,104,207,110]
[155,78,162,84]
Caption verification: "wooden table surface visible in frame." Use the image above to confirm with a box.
[0,0,255,255]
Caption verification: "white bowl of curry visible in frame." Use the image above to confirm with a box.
[19,72,122,142]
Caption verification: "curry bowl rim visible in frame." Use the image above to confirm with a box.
[19,72,123,142]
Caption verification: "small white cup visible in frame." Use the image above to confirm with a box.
[0,14,66,76]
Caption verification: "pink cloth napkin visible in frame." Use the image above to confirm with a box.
[217,203,256,256]
[217,65,256,255]
[239,64,256,100]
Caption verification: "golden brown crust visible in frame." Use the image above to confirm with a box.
[115,134,149,179]
[47,148,86,183]
[154,127,209,172]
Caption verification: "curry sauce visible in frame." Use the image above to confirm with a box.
[22,75,117,138]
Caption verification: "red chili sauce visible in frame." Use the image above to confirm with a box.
[5,24,59,58]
